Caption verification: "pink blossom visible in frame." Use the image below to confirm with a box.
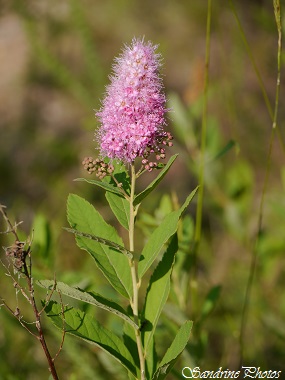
[96,37,171,163]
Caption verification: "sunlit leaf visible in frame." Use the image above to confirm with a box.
[38,280,138,329]
[64,227,133,259]
[146,335,157,380]
[106,192,130,230]
[134,155,178,206]
[67,194,132,298]
[74,178,123,196]
[142,234,178,356]
[138,188,198,279]
[152,321,192,380]
[44,301,138,378]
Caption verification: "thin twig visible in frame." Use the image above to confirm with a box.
[0,205,21,240]
[0,297,38,338]
[0,206,60,380]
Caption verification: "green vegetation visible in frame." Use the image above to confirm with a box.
[0,1,284,379]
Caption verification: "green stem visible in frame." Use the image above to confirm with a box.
[129,164,145,380]
[273,0,282,131]
[192,0,212,314]
[194,0,212,244]
[239,0,282,364]
[229,0,285,153]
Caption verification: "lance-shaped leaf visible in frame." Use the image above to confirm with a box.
[38,280,138,329]
[142,234,178,356]
[67,194,132,298]
[145,334,157,380]
[134,154,178,206]
[152,321,193,380]
[105,192,130,231]
[44,301,138,378]
[74,178,123,196]
[138,187,198,279]
[64,227,133,259]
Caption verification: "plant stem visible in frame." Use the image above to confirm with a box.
[229,0,285,153]
[194,0,212,247]
[129,164,136,254]
[239,0,282,364]
[129,164,145,380]
[23,257,60,380]
[192,0,212,315]
[0,205,59,379]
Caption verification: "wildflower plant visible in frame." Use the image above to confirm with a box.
[40,38,197,380]
[0,205,61,380]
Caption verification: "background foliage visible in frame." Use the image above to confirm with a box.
[1,0,285,379]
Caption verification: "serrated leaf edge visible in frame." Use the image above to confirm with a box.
[38,280,139,329]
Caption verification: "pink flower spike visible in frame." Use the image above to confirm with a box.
[96,37,172,164]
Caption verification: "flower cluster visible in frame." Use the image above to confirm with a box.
[141,133,173,171]
[96,37,172,164]
[82,157,114,179]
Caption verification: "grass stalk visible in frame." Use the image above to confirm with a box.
[192,0,212,314]
[239,0,282,364]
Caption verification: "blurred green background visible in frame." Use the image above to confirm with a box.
[1,0,285,379]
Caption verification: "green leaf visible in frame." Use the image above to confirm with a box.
[142,234,178,356]
[106,192,130,230]
[74,178,123,196]
[67,194,132,298]
[64,227,133,259]
[134,155,178,206]
[145,335,158,380]
[153,321,193,380]
[106,163,131,196]
[44,301,138,378]
[38,280,138,329]
[138,187,198,279]
[123,320,140,372]
[31,213,51,260]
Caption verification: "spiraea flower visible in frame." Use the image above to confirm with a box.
[96,37,172,165]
